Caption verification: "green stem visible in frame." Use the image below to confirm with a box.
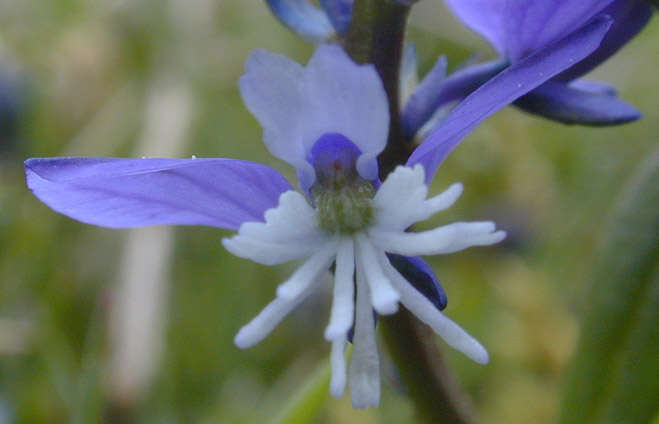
[343,2,476,423]
[381,310,476,424]
[343,0,414,178]
[269,361,332,424]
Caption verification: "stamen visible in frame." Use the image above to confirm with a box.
[424,182,463,214]
[330,337,347,397]
[371,166,463,231]
[222,235,325,266]
[371,165,428,230]
[222,190,325,265]
[234,272,325,349]
[325,237,355,341]
[369,222,505,256]
[381,256,489,364]
[355,233,399,315]
[348,264,380,408]
[276,242,338,299]
[440,230,507,254]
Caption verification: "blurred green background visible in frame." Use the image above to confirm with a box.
[0,1,657,423]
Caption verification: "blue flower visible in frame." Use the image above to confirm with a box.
[25,27,613,406]
[404,0,652,134]
[264,0,353,42]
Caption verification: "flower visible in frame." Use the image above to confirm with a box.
[232,47,499,408]
[222,158,503,407]
[406,14,615,181]
[436,0,653,127]
[263,1,651,135]
[26,35,614,406]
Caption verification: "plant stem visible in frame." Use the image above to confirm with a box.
[344,2,476,422]
[381,310,476,423]
[343,0,413,178]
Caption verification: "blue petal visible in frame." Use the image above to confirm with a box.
[407,15,613,183]
[556,0,654,81]
[319,0,353,34]
[239,46,389,192]
[388,254,447,311]
[402,59,506,138]
[445,0,614,62]
[515,80,641,126]
[25,157,293,230]
[569,79,618,95]
[266,0,335,43]
[401,55,446,136]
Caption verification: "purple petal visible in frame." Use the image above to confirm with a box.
[443,0,510,56]
[303,45,389,184]
[401,55,447,137]
[25,157,293,230]
[445,0,614,62]
[569,79,618,95]
[319,0,353,33]
[266,0,335,43]
[556,0,653,81]
[402,59,506,138]
[240,46,389,191]
[514,80,641,126]
[407,15,613,183]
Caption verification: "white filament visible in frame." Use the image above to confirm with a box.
[372,165,463,231]
[381,255,489,364]
[222,235,325,266]
[276,243,338,300]
[348,265,380,408]
[330,337,348,397]
[234,259,327,349]
[369,222,505,256]
[372,165,429,230]
[222,191,325,265]
[226,161,506,407]
[425,182,463,213]
[355,233,399,315]
[325,237,355,341]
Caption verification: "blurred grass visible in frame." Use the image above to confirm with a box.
[0,1,657,423]
[559,147,659,424]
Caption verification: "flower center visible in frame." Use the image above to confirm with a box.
[309,133,375,235]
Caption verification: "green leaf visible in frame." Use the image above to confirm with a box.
[598,264,659,424]
[268,360,331,424]
[559,148,659,424]
[70,302,106,424]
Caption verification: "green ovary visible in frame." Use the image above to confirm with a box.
[313,180,375,235]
